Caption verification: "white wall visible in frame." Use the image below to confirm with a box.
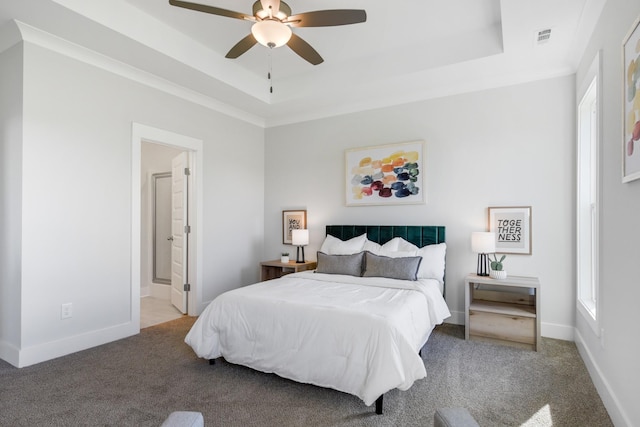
[265,75,575,338]
[574,0,640,425]
[140,142,183,298]
[5,39,264,367]
[0,42,23,366]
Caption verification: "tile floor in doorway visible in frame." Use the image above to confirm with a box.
[140,296,184,329]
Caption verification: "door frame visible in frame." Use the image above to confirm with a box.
[131,123,203,329]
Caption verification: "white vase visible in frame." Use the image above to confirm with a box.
[280,256,289,263]
[490,270,507,280]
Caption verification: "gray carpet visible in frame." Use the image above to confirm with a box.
[0,317,612,426]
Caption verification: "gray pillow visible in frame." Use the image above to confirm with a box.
[362,251,422,281]
[315,251,364,277]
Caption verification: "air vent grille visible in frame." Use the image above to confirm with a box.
[536,28,552,45]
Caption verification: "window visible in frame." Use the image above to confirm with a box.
[576,53,600,335]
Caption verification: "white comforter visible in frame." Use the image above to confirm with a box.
[185,271,451,406]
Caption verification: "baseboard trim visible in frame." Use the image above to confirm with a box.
[445,310,464,325]
[150,283,171,300]
[574,328,632,427]
[541,321,574,341]
[446,311,575,342]
[0,340,20,367]
[15,322,139,368]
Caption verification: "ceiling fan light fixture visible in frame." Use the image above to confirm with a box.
[251,20,292,48]
[252,1,291,21]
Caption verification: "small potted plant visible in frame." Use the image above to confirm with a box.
[489,254,507,279]
[280,252,290,263]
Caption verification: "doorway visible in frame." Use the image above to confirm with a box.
[131,123,203,331]
[141,145,183,327]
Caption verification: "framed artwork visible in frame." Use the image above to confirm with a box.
[345,140,426,206]
[623,14,640,183]
[488,206,532,255]
[282,210,306,244]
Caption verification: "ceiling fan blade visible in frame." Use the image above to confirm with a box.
[225,34,258,59]
[287,33,323,65]
[287,10,366,27]
[169,0,251,21]
[260,0,281,17]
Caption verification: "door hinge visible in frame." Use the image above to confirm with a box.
[184,225,191,233]
[184,283,191,292]
[184,167,191,176]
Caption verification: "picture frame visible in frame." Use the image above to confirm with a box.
[345,140,426,206]
[282,210,307,244]
[488,206,532,255]
[623,14,640,183]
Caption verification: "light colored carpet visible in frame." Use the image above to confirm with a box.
[0,318,612,426]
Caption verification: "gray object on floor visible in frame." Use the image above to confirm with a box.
[434,407,480,427]
[161,411,204,427]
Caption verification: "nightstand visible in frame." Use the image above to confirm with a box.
[260,259,317,281]
[465,273,541,351]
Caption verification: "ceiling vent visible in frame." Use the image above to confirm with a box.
[535,28,552,45]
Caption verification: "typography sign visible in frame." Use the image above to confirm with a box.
[488,206,532,254]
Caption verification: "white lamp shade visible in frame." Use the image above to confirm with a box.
[292,229,309,246]
[471,232,496,254]
[251,20,292,48]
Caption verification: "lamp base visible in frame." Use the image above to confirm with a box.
[477,253,490,276]
[296,246,305,263]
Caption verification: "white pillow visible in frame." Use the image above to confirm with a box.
[363,238,400,255]
[393,237,419,252]
[384,250,418,258]
[416,242,447,282]
[320,233,367,255]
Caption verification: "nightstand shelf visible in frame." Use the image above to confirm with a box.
[465,274,540,351]
[260,260,317,282]
[470,300,536,318]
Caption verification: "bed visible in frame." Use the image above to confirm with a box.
[185,225,451,414]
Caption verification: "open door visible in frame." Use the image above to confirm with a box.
[171,152,189,314]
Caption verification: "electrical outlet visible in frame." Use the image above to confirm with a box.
[61,303,73,319]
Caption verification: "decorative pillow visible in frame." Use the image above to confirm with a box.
[316,251,365,277]
[416,243,447,282]
[393,237,420,252]
[363,238,401,255]
[362,251,422,281]
[319,233,367,255]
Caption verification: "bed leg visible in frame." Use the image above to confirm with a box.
[375,395,383,415]
[208,359,215,365]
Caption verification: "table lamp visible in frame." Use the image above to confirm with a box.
[292,229,309,263]
[471,232,495,276]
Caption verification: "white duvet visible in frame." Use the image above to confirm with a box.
[185,271,451,406]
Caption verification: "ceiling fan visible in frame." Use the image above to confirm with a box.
[168,0,367,65]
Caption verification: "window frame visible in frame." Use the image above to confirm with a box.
[576,51,602,336]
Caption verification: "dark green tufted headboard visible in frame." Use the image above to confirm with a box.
[325,225,445,248]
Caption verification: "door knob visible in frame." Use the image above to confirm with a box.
[167,236,174,241]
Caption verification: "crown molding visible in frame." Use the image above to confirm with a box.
[11,20,265,128]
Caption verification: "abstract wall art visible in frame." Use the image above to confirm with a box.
[345,140,426,206]
[623,14,640,183]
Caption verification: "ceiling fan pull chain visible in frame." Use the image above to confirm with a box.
[268,48,274,93]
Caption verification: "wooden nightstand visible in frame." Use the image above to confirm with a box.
[260,259,317,281]
[465,273,541,351]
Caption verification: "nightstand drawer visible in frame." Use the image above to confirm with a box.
[469,310,535,345]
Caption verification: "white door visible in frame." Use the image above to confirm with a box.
[171,152,189,314]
